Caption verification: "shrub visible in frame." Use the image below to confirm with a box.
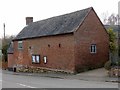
[104,60,112,70]
[115,59,120,66]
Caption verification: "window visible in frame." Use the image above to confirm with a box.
[32,55,40,64]
[32,55,36,63]
[18,41,23,49]
[43,56,47,64]
[90,44,96,53]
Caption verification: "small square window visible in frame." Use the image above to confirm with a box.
[18,41,23,49]
[32,55,40,64]
[90,44,96,53]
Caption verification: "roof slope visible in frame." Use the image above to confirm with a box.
[14,7,92,40]
[7,43,14,54]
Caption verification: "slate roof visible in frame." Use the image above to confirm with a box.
[7,43,14,54]
[13,7,92,41]
[104,25,120,33]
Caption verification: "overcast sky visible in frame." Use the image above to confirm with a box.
[0,0,119,38]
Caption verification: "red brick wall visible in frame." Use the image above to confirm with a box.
[74,9,109,72]
[13,34,75,73]
[2,62,8,69]
[8,54,14,68]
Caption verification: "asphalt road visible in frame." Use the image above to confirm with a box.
[1,70,118,88]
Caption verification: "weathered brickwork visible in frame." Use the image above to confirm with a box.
[74,9,109,72]
[8,54,14,68]
[13,34,75,73]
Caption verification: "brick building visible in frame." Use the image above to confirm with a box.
[7,7,109,73]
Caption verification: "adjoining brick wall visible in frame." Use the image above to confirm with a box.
[8,54,14,69]
[74,9,109,72]
[2,62,8,70]
[13,34,75,73]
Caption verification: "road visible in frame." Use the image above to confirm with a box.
[1,70,118,88]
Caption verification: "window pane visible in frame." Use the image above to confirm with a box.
[91,45,93,52]
[93,45,96,52]
[92,45,95,52]
[36,56,40,63]
[90,44,96,53]
[32,55,36,63]
[44,56,47,64]
[18,41,23,49]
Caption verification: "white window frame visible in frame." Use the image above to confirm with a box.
[43,56,47,64]
[32,55,36,63]
[90,44,97,53]
[18,41,23,49]
[32,55,40,64]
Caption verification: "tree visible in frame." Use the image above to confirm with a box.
[2,44,9,62]
[107,28,117,53]
[107,28,118,65]
[102,13,120,65]
[2,35,15,62]
[118,45,120,58]
[102,13,120,25]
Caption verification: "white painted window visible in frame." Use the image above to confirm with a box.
[18,41,23,49]
[43,56,47,64]
[90,44,96,53]
[36,56,40,63]
[32,55,40,64]
[32,55,36,63]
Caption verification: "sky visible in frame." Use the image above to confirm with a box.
[0,0,119,38]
